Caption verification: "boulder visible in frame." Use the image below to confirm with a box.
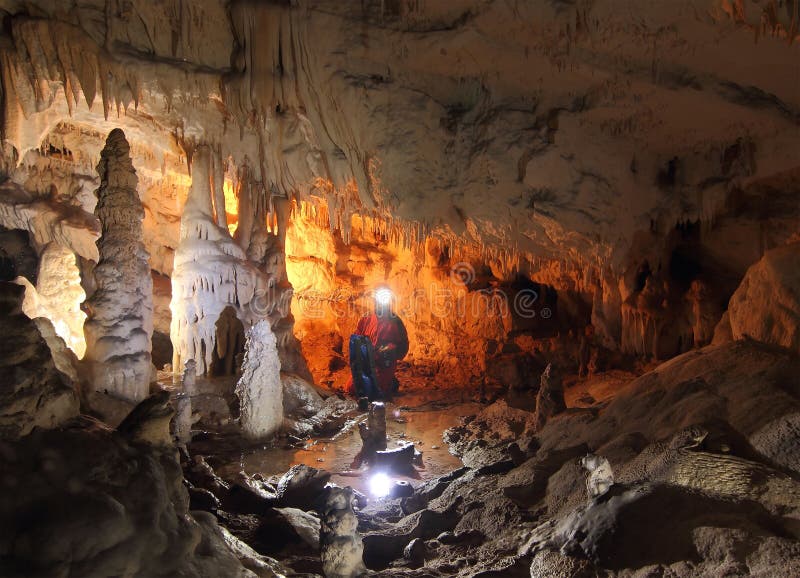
[728,242,800,353]
[281,372,325,417]
[273,507,320,550]
[275,464,331,509]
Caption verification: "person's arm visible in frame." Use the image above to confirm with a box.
[393,316,409,360]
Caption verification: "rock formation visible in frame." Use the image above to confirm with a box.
[169,145,287,377]
[0,2,799,575]
[83,129,153,402]
[0,282,78,440]
[0,415,260,577]
[235,320,283,440]
[172,359,198,446]
[15,242,87,357]
[727,242,800,354]
[320,486,368,578]
[581,454,615,499]
[533,363,566,432]
[353,402,388,468]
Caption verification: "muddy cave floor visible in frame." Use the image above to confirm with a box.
[192,393,479,497]
[171,365,629,496]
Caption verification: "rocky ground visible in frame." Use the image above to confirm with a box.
[2,252,800,577]
[172,338,800,577]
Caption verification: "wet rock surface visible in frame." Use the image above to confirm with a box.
[322,340,799,577]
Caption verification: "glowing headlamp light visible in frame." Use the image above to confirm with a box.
[375,288,393,306]
[368,472,392,498]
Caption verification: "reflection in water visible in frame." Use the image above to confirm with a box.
[215,401,479,494]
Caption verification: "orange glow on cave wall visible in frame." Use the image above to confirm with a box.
[223,179,238,235]
[283,200,514,389]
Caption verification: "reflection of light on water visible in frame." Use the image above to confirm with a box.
[212,402,481,495]
[369,472,392,498]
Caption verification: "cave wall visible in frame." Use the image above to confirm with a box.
[0,0,797,380]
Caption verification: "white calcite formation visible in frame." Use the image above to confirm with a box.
[169,145,266,376]
[14,243,87,358]
[0,180,100,262]
[235,320,283,440]
[83,129,153,402]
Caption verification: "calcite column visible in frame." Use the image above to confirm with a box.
[170,145,259,376]
[83,128,153,402]
[235,320,283,439]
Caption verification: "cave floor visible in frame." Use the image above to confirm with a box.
[220,397,480,495]
[181,368,642,498]
[174,371,485,495]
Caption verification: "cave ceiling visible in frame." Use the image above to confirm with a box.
[0,0,798,276]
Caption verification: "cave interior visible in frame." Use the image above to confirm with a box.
[1,1,799,577]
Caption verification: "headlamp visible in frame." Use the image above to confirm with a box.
[375,288,393,306]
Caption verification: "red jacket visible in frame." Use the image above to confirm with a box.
[349,313,409,395]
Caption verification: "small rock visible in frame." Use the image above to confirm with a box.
[188,486,220,512]
[391,480,414,498]
[276,464,331,508]
[403,538,426,566]
[437,531,456,544]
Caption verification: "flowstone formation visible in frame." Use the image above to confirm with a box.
[235,320,283,440]
[727,242,800,354]
[83,129,153,402]
[169,145,291,377]
[15,242,87,358]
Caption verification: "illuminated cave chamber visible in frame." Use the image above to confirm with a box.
[1,1,799,577]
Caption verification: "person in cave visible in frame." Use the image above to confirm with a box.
[348,287,409,405]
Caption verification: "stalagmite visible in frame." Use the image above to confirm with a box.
[173,360,197,446]
[182,359,198,395]
[83,129,153,402]
[533,363,565,431]
[352,402,387,467]
[235,320,283,440]
[320,486,368,578]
